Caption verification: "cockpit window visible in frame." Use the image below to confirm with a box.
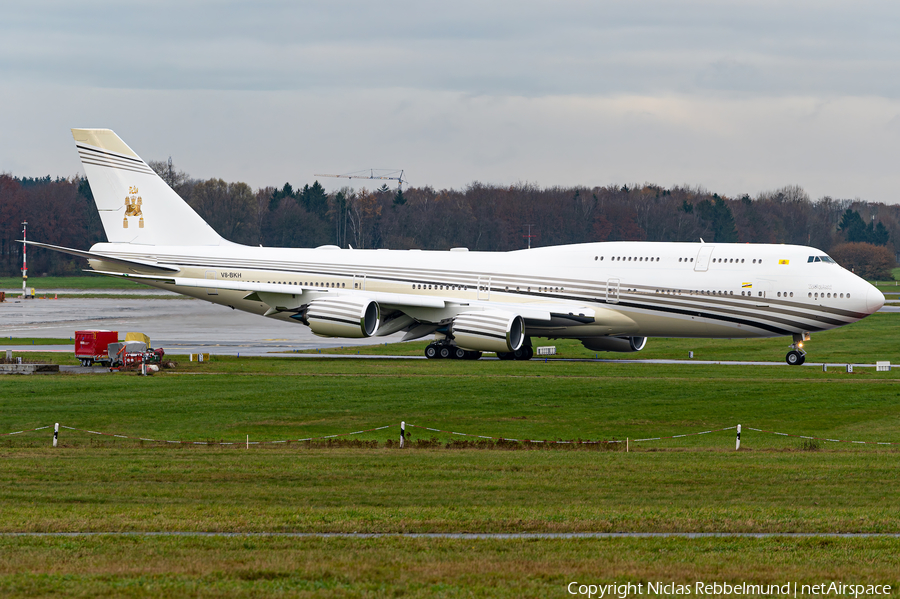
[808,255,836,264]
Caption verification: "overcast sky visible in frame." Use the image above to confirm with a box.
[2,1,899,203]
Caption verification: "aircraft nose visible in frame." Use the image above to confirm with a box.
[867,286,885,313]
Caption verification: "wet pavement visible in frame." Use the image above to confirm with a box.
[1,296,405,355]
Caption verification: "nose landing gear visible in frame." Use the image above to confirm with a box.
[786,349,806,366]
[785,332,810,366]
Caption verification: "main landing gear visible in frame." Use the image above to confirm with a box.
[785,332,810,366]
[497,346,534,361]
[424,343,482,360]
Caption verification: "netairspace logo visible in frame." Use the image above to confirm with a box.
[566,581,893,598]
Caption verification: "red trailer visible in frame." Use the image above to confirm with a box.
[75,330,118,367]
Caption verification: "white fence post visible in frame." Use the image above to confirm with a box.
[736,424,741,450]
[400,421,406,448]
[53,423,59,447]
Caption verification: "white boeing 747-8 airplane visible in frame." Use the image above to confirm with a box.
[26,129,885,365]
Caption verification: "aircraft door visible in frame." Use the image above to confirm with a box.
[695,246,715,271]
[353,274,366,290]
[205,271,217,295]
[606,278,620,304]
[754,278,775,302]
[477,276,491,300]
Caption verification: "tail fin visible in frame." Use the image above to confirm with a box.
[72,129,225,246]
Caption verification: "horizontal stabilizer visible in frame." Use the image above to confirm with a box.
[21,241,180,273]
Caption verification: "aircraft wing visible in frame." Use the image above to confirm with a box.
[89,270,594,320]
[92,269,631,338]
[89,270,447,309]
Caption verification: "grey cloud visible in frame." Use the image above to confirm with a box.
[3,1,900,96]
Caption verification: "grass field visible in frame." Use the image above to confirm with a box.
[0,536,897,598]
[1,312,898,596]
[0,337,72,346]
[0,275,140,290]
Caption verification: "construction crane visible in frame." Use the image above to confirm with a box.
[314,169,407,189]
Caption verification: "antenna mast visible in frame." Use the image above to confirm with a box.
[523,224,536,249]
[21,221,27,297]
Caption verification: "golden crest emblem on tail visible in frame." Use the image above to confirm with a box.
[123,186,144,228]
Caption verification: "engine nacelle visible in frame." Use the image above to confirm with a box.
[307,296,380,338]
[451,310,525,353]
[580,336,647,353]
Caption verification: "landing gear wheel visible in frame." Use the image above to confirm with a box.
[513,346,534,360]
[465,351,482,360]
[452,347,467,360]
[786,350,805,366]
[497,352,515,360]
[439,346,452,359]
[425,345,438,359]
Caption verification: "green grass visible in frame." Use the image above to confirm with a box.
[1,357,899,535]
[0,536,898,598]
[0,338,72,346]
[0,275,140,290]
[2,361,900,443]
[1,447,899,534]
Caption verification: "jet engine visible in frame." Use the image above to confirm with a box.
[306,296,380,338]
[451,310,525,353]
[580,336,647,352]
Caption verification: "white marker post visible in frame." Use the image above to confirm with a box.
[400,421,406,448]
[53,423,58,447]
[246,434,249,450]
[735,424,741,451]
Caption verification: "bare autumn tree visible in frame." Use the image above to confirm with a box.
[188,179,257,244]
[347,188,382,249]
[828,242,896,280]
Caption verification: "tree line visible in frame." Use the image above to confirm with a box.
[1,163,897,279]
